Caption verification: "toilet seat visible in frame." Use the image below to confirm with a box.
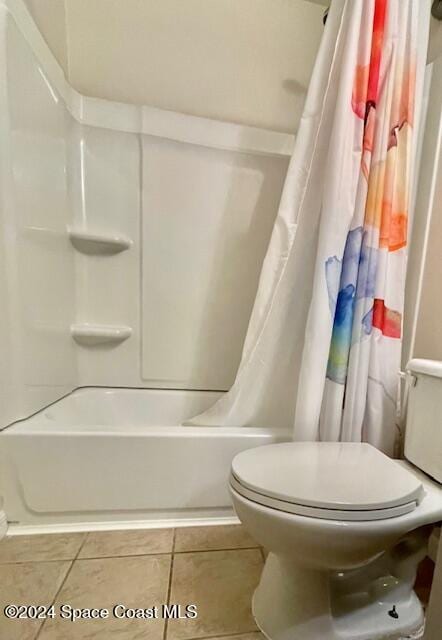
[230,442,424,522]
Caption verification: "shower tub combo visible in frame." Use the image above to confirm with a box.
[0,388,289,531]
[0,0,292,533]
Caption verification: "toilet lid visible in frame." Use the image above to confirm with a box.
[231,442,423,515]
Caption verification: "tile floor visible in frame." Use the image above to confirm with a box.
[0,524,434,640]
[0,525,265,640]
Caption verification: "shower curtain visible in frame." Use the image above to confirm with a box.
[188,0,431,455]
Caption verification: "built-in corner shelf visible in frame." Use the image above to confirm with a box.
[71,323,132,346]
[68,228,133,255]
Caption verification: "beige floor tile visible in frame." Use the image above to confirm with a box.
[0,561,71,640]
[174,525,258,553]
[39,554,171,640]
[167,548,263,640]
[78,528,174,559]
[0,533,86,563]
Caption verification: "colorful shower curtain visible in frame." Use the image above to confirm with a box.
[187,0,431,455]
[297,0,429,455]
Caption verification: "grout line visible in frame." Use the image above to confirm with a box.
[34,534,88,640]
[0,546,260,565]
[74,531,89,559]
[69,551,173,561]
[0,558,82,565]
[163,528,177,640]
[174,546,260,555]
[259,548,266,563]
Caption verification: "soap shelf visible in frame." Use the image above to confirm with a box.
[71,323,132,346]
[68,228,133,254]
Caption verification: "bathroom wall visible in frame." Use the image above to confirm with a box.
[0,10,77,428]
[21,0,67,70]
[24,0,325,133]
[404,55,442,364]
[428,16,442,62]
[412,177,442,360]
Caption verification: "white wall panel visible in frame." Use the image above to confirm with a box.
[141,138,288,389]
[69,125,143,386]
[0,15,77,428]
[70,130,288,390]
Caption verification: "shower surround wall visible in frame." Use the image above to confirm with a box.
[0,2,77,428]
[0,0,294,430]
[72,125,289,390]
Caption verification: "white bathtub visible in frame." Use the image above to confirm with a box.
[0,388,290,532]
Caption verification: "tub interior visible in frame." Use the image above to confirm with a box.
[12,387,224,431]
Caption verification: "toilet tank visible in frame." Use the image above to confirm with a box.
[405,359,442,483]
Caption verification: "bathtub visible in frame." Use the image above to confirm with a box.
[0,388,290,532]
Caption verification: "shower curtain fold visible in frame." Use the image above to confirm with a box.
[187,0,430,455]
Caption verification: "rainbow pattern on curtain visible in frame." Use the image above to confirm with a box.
[322,0,417,452]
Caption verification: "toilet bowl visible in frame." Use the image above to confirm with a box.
[229,360,442,640]
[230,444,441,640]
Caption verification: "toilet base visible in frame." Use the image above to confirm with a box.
[252,553,425,640]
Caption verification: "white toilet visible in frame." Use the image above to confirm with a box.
[229,359,442,640]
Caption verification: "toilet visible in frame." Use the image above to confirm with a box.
[229,359,442,640]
